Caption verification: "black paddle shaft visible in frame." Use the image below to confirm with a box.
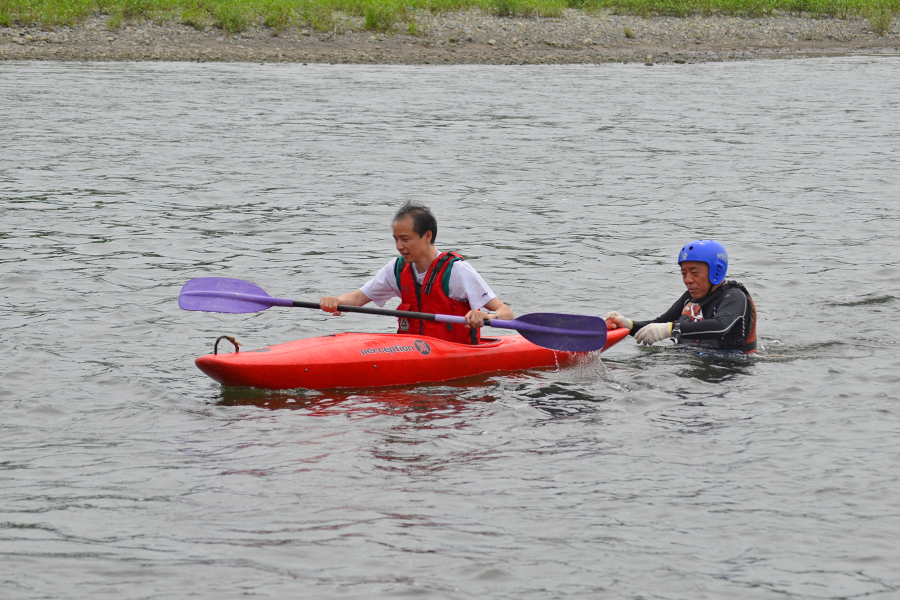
[292,300,456,323]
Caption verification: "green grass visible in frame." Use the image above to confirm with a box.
[0,0,896,33]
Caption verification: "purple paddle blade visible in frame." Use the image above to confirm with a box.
[179,277,292,314]
[496,313,608,352]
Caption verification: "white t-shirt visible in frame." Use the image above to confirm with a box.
[360,252,496,310]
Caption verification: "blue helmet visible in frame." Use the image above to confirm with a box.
[678,240,728,285]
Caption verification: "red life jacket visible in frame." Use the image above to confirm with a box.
[394,252,480,345]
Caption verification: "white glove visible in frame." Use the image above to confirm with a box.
[605,311,633,331]
[634,322,673,346]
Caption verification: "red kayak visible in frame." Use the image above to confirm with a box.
[196,328,629,390]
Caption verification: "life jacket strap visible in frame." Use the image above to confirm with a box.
[393,252,464,296]
[441,256,462,296]
[424,253,453,294]
[393,256,405,291]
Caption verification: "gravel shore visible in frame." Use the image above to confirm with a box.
[2,10,898,64]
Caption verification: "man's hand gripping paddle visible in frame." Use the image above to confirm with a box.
[179,277,607,353]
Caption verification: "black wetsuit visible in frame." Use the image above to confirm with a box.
[630,280,757,353]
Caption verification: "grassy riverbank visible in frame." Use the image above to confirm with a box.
[1,0,896,34]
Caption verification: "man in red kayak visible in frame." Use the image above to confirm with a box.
[319,202,514,345]
[606,239,757,353]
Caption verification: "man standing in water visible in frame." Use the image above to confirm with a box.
[319,202,514,345]
[606,240,757,353]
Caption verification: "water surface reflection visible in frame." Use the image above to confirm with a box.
[2,59,899,599]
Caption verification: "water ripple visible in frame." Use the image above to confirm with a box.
[1,58,899,599]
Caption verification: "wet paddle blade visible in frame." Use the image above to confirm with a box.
[508,313,607,352]
[179,277,283,314]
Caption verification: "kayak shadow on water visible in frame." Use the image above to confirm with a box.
[213,374,503,419]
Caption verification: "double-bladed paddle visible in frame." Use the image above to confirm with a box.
[178,277,607,352]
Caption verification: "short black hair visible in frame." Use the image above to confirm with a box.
[393,202,438,243]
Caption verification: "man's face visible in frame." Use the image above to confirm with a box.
[393,216,432,263]
[681,261,712,299]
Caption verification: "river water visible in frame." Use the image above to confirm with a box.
[2,58,899,599]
